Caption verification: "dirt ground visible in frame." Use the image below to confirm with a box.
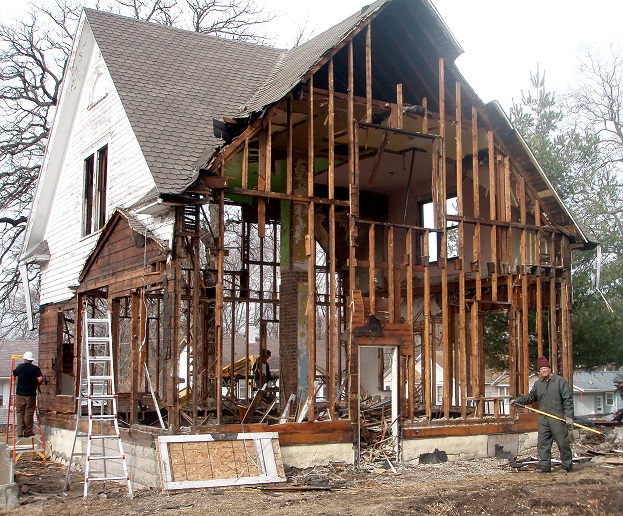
[4,432,623,516]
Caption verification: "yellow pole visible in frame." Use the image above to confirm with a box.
[516,403,603,435]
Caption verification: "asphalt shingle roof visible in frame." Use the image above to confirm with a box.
[244,0,388,114]
[84,8,283,195]
[574,370,623,392]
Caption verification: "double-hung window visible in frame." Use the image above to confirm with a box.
[83,145,108,236]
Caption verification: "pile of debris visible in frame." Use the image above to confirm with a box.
[359,397,397,467]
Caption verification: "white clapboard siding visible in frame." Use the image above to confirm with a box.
[40,42,161,305]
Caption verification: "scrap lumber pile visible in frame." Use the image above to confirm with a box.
[359,397,396,463]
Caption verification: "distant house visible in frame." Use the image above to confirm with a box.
[0,342,38,425]
[573,370,623,418]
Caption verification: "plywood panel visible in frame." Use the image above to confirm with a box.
[158,432,285,491]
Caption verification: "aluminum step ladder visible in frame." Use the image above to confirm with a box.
[64,311,133,499]
[5,355,46,463]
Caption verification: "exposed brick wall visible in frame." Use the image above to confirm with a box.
[279,269,307,402]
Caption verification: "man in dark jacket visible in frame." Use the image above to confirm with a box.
[12,351,44,437]
[511,356,574,473]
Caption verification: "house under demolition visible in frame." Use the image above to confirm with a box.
[20,0,595,480]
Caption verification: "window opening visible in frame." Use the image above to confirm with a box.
[83,145,108,235]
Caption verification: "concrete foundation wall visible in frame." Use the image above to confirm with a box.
[44,426,160,489]
[43,424,542,490]
[0,443,18,509]
[402,432,539,464]
[280,443,355,469]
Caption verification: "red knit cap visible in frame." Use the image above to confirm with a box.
[537,356,551,369]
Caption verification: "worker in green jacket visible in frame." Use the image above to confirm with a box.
[511,356,574,473]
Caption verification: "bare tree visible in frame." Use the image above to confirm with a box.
[0,0,273,338]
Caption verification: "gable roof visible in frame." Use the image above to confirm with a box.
[83,8,283,195]
[78,208,169,284]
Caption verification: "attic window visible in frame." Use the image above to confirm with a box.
[83,145,108,236]
[89,69,107,107]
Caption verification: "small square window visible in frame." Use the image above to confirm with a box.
[606,392,615,406]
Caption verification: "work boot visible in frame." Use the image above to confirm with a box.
[353,314,383,337]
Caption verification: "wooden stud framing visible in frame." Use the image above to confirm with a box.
[456,82,467,418]
[406,228,414,420]
[388,226,395,322]
[438,57,450,418]
[366,24,372,123]
[423,231,431,419]
[368,224,375,315]
[308,76,315,198]
[488,131,497,302]
[519,177,529,393]
[549,233,557,373]
[215,191,225,424]
[535,200,543,357]
[286,97,293,195]
[307,200,316,423]
[242,138,249,189]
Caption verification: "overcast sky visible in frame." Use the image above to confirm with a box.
[2,0,622,111]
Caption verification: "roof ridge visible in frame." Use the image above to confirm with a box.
[82,7,282,52]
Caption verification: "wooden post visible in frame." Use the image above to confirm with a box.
[308,201,316,423]
[519,177,529,393]
[308,76,314,197]
[287,97,293,195]
[388,226,395,323]
[242,138,249,189]
[130,290,140,424]
[488,131,497,302]
[366,24,372,123]
[368,224,376,315]
[423,231,431,419]
[406,228,414,420]
[215,192,225,424]
[535,200,543,357]
[456,83,467,419]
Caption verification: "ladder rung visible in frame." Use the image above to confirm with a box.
[89,376,114,381]
[90,414,117,420]
[87,455,125,461]
[86,337,112,342]
[86,476,129,482]
[89,434,121,440]
[88,357,112,361]
[86,394,116,399]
